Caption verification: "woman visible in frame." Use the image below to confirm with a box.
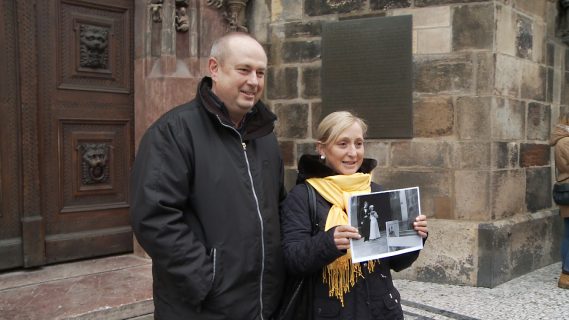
[280,111,428,319]
[368,205,381,240]
[550,115,569,289]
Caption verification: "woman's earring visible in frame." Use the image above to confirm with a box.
[320,154,325,160]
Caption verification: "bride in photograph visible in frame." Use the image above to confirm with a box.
[368,205,380,240]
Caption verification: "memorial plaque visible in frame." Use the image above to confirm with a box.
[321,15,413,138]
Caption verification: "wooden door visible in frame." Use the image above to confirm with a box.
[0,0,24,270]
[36,0,134,264]
[0,0,134,270]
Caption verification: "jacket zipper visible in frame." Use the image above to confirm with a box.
[217,116,266,320]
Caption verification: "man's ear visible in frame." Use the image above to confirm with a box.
[208,57,219,80]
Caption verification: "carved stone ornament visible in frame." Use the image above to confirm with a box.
[175,0,190,32]
[78,143,110,185]
[150,0,164,23]
[206,0,249,32]
[558,0,569,45]
[79,24,109,69]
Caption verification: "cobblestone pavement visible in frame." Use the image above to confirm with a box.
[0,255,567,319]
[396,262,569,320]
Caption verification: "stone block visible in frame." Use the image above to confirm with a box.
[455,142,491,169]
[476,52,495,96]
[311,102,322,138]
[274,103,309,139]
[496,4,516,56]
[490,169,525,219]
[519,143,550,167]
[526,167,552,212]
[547,68,554,103]
[455,170,491,220]
[267,67,298,100]
[414,55,473,94]
[415,0,491,6]
[413,219,479,285]
[492,98,525,140]
[413,95,454,137]
[302,67,321,99]
[417,28,451,54]
[282,40,321,63]
[495,54,521,98]
[434,196,453,219]
[271,0,302,22]
[284,168,299,192]
[477,211,561,287]
[546,1,558,39]
[364,141,389,167]
[373,170,451,217]
[532,22,545,64]
[279,140,295,167]
[456,96,492,140]
[526,102,551,141]
[516,15,533,60]
[452,4,494,51]
[296,142,318,164]
[284,21,322,39]
[391,6,450,28]
[305,0,365,16]
[521,62,546,102]
[492,142,519,169]
[514,0,547,18]
[370,0,411,10]
[391,141,452,169]
[547,42,554,67]
[562,72,569,106]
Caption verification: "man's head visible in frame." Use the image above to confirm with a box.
[209,32,268,126]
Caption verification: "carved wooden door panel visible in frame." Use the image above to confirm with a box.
[0,0,24,270]
[36,0,134,264]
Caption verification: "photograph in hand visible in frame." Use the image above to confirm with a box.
[348,187,423,263]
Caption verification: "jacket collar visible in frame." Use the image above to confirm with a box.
[197,77,277,141]
[296,154,378,184]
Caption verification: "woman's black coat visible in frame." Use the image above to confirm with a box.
[280,155,422,320]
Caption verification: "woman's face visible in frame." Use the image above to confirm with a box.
[319,122,365,175]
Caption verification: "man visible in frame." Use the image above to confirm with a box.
[130,32,286,319]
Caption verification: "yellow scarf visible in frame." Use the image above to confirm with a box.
[306,173,377,306]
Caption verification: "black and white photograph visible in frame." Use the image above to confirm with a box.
[348,187,423,263]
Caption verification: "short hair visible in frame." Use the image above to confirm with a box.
[210,32,260,64]
[316,111,368,146]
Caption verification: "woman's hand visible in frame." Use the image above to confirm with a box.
[333,225,361,250]
[413,215,428,238]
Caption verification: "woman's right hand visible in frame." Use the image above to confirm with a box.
[333,225,361,250]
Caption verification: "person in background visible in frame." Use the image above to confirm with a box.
[280,111,428,319]
[130,32,286,319]
[550,113,569,289]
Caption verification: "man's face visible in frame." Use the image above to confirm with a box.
[209,37,267,125]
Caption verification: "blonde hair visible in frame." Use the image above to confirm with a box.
[316,111,368,146]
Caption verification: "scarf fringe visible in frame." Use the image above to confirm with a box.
[323,256,378,306]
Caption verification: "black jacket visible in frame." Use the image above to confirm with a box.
[281,155,421,320]
[130,77,286,320]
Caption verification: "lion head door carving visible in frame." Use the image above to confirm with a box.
[78,143,111,185]
[79,24,109,69]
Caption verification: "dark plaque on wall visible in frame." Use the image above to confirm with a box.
[321,15,413,138]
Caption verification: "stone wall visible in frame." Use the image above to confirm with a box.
[252,0,566,287]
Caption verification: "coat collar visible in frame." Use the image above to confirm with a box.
[196,77,277,141]
[296,154,378,184]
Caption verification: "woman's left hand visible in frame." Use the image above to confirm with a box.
[413,215,428,238]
